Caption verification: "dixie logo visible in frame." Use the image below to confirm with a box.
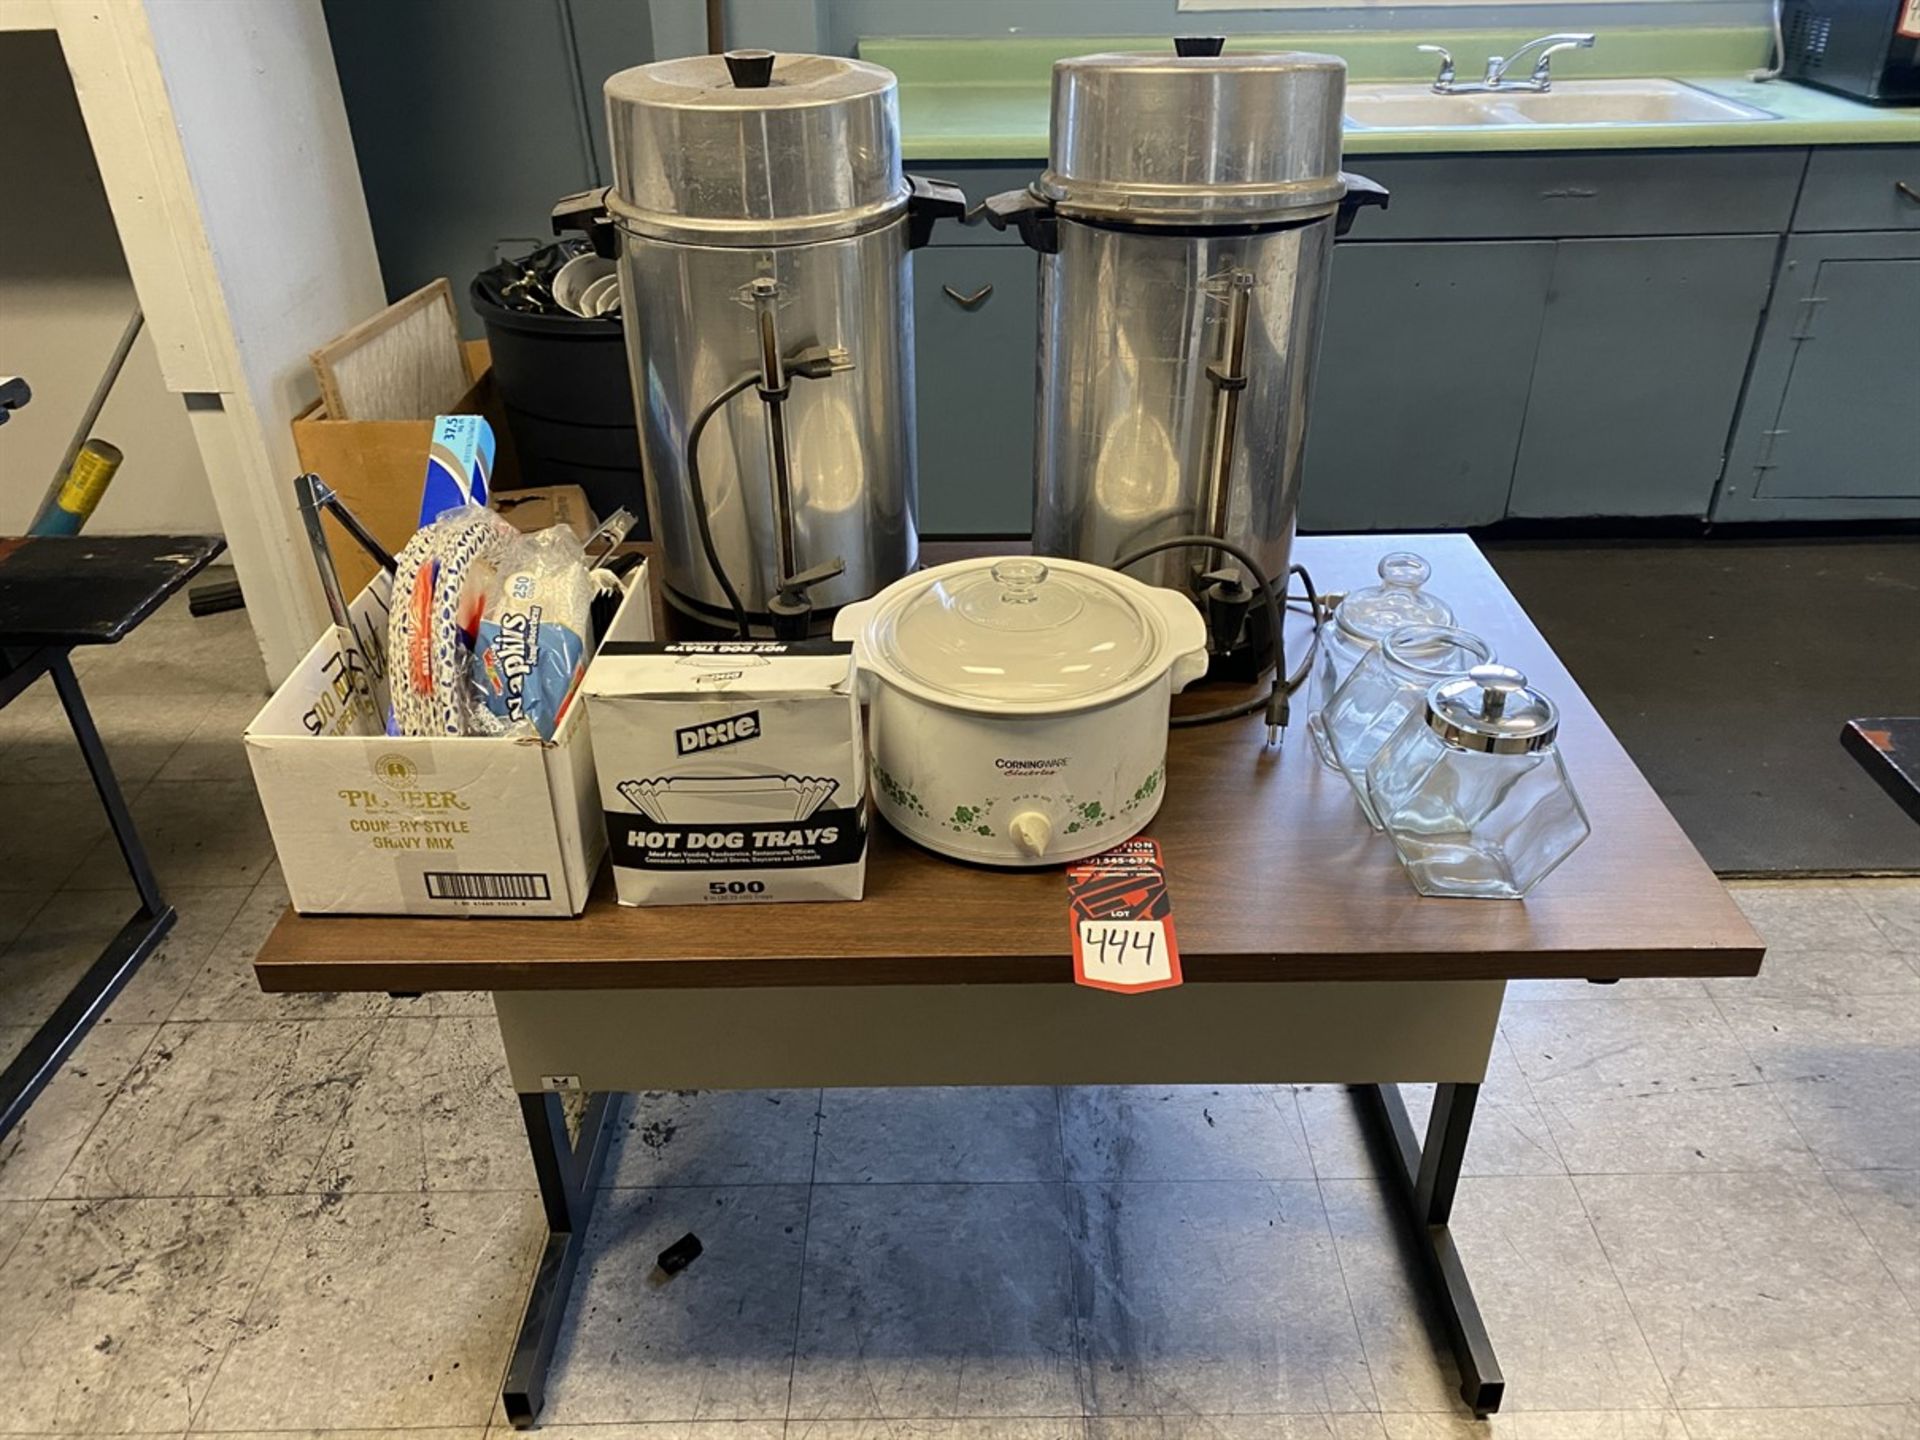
[676,709,761,755]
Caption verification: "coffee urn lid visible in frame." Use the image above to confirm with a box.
[1040,42,1348,223]
[604,50,907,244]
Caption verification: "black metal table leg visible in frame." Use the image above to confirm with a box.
[50,652,164,913]
[1354,1082,1505,1417]
[0,650,175,1139]
[502,1089,619,1428]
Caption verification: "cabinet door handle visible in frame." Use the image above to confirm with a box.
[942,283,994,309]
[1896,181,1920,206]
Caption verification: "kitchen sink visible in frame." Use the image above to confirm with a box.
[1343,78,1777,129]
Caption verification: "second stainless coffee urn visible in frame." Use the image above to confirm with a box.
[987,39,1386,669]
[561,51,963,637]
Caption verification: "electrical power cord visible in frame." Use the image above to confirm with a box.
[684,373,760,637]
[684,346,855,639]
[1113,535,1324,745]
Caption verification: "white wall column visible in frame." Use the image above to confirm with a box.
[50,0,386,684]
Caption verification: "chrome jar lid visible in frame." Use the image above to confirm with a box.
[604,50,907,244]
[1426,665,1561,754]
[1039,39,1348,224]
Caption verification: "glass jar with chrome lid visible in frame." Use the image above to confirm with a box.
[1319,623,1493,825]
[1365,663,1591,900]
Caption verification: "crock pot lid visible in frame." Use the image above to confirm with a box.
[874,558,1161,705]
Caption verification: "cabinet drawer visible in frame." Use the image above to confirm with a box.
[1345,149,1805,240]
[904,161,1044,246]
[1794,146,1920,232]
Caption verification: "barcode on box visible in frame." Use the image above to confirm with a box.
[424,871,552,902]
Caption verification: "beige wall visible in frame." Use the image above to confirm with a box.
[0,30,221,536]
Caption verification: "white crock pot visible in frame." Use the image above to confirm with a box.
[832,556,1208,866]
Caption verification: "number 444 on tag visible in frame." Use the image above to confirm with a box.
[1067,838,1182,994]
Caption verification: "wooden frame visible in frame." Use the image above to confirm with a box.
[307,277,473,423]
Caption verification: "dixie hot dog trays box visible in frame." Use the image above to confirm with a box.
[580,639,867,905]
[244,564,651,916]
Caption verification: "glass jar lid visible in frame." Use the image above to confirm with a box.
[1380,623,1492,681]
[870,558,1163,706]
[1427,664,1560,754]
[1333,551,1454,647]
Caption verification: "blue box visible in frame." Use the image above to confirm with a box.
[420,414,495,526]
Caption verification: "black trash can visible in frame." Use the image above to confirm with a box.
[471,282,648,531]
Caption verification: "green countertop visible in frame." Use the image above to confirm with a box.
[860,28,1920,160]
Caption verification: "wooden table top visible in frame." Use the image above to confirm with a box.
[0,535,225,646]
[255,534,1763,994]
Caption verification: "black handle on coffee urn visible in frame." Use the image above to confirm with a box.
[551,186,617,259]
[979,188,1060,255]
[724,49,776,87]
[1335,172,1391,237]
[1175,35,1227,56]
[905,174,969,250]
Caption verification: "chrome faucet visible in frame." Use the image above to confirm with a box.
[1418,33,1596,94]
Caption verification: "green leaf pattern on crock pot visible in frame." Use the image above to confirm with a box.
[891,763,1166,839]
[1063,765,1164,833]
[873,763,930,819]
[1129,767,1162,806]
[945,801,999,835]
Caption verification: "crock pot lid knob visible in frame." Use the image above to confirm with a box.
[956,559,1087,633]
[1009,810,1053,859]
[724,49,776,87]
[1174,35,1227,56]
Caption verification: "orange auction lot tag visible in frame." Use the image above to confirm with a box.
[1067,837,1182,994]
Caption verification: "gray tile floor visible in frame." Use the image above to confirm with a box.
[0,575,1916,1439]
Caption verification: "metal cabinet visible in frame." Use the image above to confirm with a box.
[1508,235,1780,518]
[1348,150,1804,241]
[911,246,1040,535]
[1793,145,1920,232]
[1301,240,1555,531]
[906,147,1918,531]
[1714,230,1920,521]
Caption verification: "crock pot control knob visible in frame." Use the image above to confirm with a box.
[1008,810,1053,860]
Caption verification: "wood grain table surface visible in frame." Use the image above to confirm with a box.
[255,534,1763,994]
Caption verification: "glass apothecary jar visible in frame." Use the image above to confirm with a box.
[1366,664,1591,900]
[1308,552,1453,768]
[1320,623,1494,825]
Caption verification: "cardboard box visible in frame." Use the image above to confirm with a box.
[245,563,652,916]
[582,640,868,906]
[492,485,595,543]
[291,340,520,597]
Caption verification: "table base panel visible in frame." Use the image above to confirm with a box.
[493,980,1509,1425]
[493,980,1506,1092]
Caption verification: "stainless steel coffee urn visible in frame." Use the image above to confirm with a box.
[987,38,1385,665]
[559,50,963,637]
